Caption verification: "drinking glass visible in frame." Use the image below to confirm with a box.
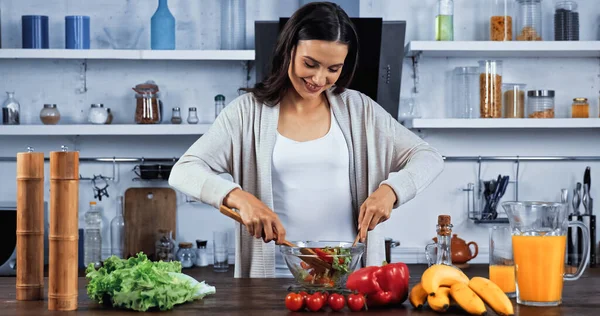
[213,231,229,272]
[489,226,516,298]
[502,201,590,306]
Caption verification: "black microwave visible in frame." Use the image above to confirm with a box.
[254,18,407,120]
[0,201,49,276]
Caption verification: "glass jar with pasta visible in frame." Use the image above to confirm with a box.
[478,60,503,118]
[490,0,513,41]
[527,90,555,118]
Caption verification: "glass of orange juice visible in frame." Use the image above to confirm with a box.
[502,201,590,307]
[489,226,515,298]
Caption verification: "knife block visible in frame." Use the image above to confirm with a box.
[567,214,596,269]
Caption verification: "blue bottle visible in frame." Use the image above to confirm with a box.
[151,0,175,50]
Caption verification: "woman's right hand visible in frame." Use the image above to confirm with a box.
[223,188,286,244]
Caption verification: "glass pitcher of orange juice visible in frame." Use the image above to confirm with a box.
[502,201,590,307]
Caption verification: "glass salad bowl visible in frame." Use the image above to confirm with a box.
[280,241,365,289]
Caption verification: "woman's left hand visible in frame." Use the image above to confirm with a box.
[358,184,397,242]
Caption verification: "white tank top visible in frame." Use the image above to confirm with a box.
[271,110,354,245]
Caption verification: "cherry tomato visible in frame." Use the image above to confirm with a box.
[328,293,346,312]
[347,293,365,312]
[306,293,325,312]
[320,291,329,305]
[285,293,304,312]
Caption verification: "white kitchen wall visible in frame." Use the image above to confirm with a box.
[0,0,598,265]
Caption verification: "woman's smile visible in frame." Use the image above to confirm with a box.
[302,78,324,94]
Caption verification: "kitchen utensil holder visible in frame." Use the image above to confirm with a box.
[464,156,521,224]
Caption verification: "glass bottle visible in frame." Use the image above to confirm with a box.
[2,92,20,125]
[220,0,246,49]
[478,60,503,118]
[425,215,453,266]
[195,240,209,267]
[171,107,182,124]
[84,201,103,268]
[151,0,176,50]
[105,108,113,124]
[176,242,196,268]
[516,0,543,41]
[39,104,61,125]
[452,66,480,118]
[490,0,513,41]
[214,94,226,118]
[555,1,579,41]
[435,0,453,41]
[110,196,125,258]
[187,107,199,124]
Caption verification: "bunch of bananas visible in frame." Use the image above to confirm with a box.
[409,264,514,316]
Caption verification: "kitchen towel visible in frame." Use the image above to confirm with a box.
[22,15,49,49]
[65,16,90,49]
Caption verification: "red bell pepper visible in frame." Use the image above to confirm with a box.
[345,262,410,307]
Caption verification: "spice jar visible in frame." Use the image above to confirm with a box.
[40,104,61,125]
[88,104,109,124]
[155,229,175,262]
[516,0,543,41]
[133,81,161,124]
[195,240,208,267]
[490,0,513,41]
[502,83,526,118]
[187,107,199,124]
[176,242,196,268]
[215,94,226,118]
[571,97,589,118]
[478,60,503,118]
[527,90,555,118]
[171,107,182,124]
[555,1,579,41]
[105,108,113,124]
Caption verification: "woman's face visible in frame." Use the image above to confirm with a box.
[288,40,348,102]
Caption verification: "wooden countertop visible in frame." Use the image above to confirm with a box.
[1,264,599,315]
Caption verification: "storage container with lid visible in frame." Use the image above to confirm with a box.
[133,81,161,124]
[88,103,108,124]
[452,66,480,118]
[554,1,579,41]
[490,0,513,41]
[40,104,61,125]
[187,107,199,124]
[571,97,588,118]
[176,242,196,268]
[516,0,543,41]
[527,90,555,118]
[502,83,526,118]
[171,107,182,124]
[215,94,226,118]
[478,60,503,118]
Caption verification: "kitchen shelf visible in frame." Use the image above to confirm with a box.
[0,124,212,136]
[405,41,600,58]
[0,49,255,61]
[404,118,600,129]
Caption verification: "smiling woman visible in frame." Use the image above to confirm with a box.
[168,1,444,278]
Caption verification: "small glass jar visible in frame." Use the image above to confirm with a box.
[502,83,526,118]
[453,66,480,118]
[40,104,61,125]
[195,240,209,267]
[171,107,182,124]
[516,0,543,41]
[527,90,555,118]
[571,97,589,118]
[490,0,513,41]
[478,60,503,118]
[88,103,109,124]
[555,1,579,41]
[187,107,199,124]
[155,229,175,262]
[176,242,196,268]
[435,0,454,41]
[214,94,226,118]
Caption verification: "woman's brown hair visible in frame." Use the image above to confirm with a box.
[242,1,359,106]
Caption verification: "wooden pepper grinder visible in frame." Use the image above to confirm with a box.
[48,146,79,311]
[16,146,45,301]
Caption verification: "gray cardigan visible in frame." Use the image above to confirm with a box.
[168,88,444,278]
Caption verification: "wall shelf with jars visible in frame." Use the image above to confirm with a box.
[0,49,255,61]
[405,41,600,58]
[0,124,212,136]
[404,118,600,129]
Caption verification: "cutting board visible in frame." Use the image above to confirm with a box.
[124,187,177,260]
